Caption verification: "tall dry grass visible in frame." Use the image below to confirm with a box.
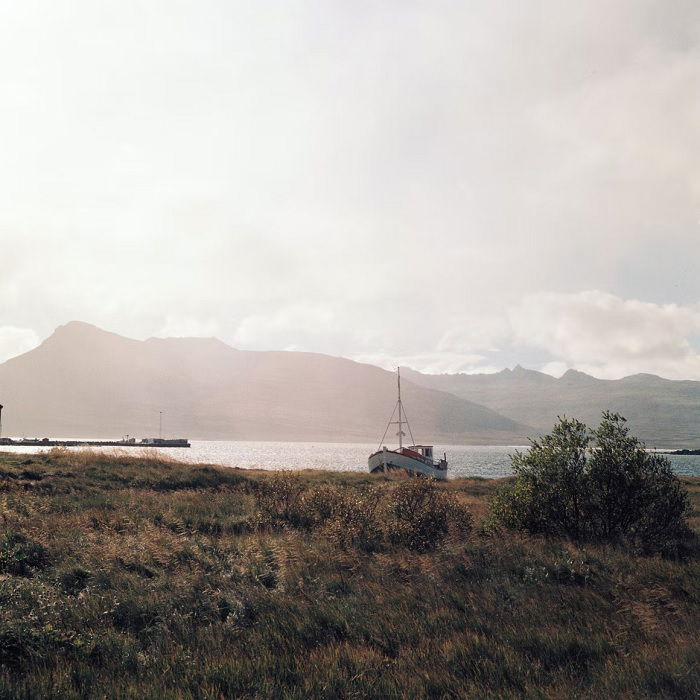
[0,449,697,698]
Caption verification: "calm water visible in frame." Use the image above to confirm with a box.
[2,440,700,478]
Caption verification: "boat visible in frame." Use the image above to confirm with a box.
[368,368,448,479]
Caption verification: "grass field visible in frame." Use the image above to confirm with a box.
[0,448,697,698]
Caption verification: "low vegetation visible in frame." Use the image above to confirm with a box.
[0,446,696,698]
[491,413,693,554]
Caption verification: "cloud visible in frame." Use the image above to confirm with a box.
[436,316,511,354]
[350,351,498,376]
[156,316,222,339]
[510,291,700,379]
[0,327,40,364]
[6,287,700,382]
[233,304,341,352]
[395,290,700,380]
[0,2,698,380]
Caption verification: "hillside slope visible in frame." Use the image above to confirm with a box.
[0,322,531,444]
[403,365,700,447]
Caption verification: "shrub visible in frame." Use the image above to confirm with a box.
[491,417,590,538]
[254,475,472,553]
[388,479,473,552]
[490,412,692,553]
[255,475,376,537]
[254,473,311,529]
[304,485,348,526]
[587,413,692,553]
[322,490,384,552]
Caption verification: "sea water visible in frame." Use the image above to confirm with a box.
[2,440,699,479]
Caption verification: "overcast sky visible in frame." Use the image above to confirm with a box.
[1,1,699,379]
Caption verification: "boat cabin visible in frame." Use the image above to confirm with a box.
[400,445,437,464]
[408,445,434,459]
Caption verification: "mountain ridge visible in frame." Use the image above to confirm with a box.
[0,322,533,444]
[401,365,700,447]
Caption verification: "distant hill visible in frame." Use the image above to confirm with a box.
[402,365,700,447]
[0,322,532,444]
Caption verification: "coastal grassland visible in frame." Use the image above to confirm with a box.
[0,449,697,699]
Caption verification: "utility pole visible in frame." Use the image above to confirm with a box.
[0,404,3,440]
[159,411,163,439]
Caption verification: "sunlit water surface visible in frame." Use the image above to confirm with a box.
[2,441,700,478]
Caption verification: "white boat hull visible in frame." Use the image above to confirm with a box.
[368,449,447,480]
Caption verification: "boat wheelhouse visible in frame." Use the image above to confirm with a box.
[368,368,448,479]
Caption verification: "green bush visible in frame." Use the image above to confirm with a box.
[586,413,692,552]
[490,412,692,553]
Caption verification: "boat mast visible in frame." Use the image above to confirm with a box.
[395,368,415,447]
[375,366,414,452]
[397,368,403,449]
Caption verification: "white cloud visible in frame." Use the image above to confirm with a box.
[156,316,222,339]
[233,304,337,351]
[510,291,700,379]
[391,290,700,379]
[436,316,510,354]
[0,327,40,363]
[0,2,699,380]
[350,351,496,376]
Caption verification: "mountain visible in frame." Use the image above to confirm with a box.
[0,322,532,444]
[401,366,700,447]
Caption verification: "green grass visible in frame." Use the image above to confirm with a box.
[0,448,697,698]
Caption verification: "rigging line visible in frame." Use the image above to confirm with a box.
[377,401,398,452]
[400,403,416,446]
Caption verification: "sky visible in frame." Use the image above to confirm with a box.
[1,0,699,380]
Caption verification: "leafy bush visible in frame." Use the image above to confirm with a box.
[586,413,692,552]
[490,412,692,553]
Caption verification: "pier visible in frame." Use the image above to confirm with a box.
[0,438,190,448]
